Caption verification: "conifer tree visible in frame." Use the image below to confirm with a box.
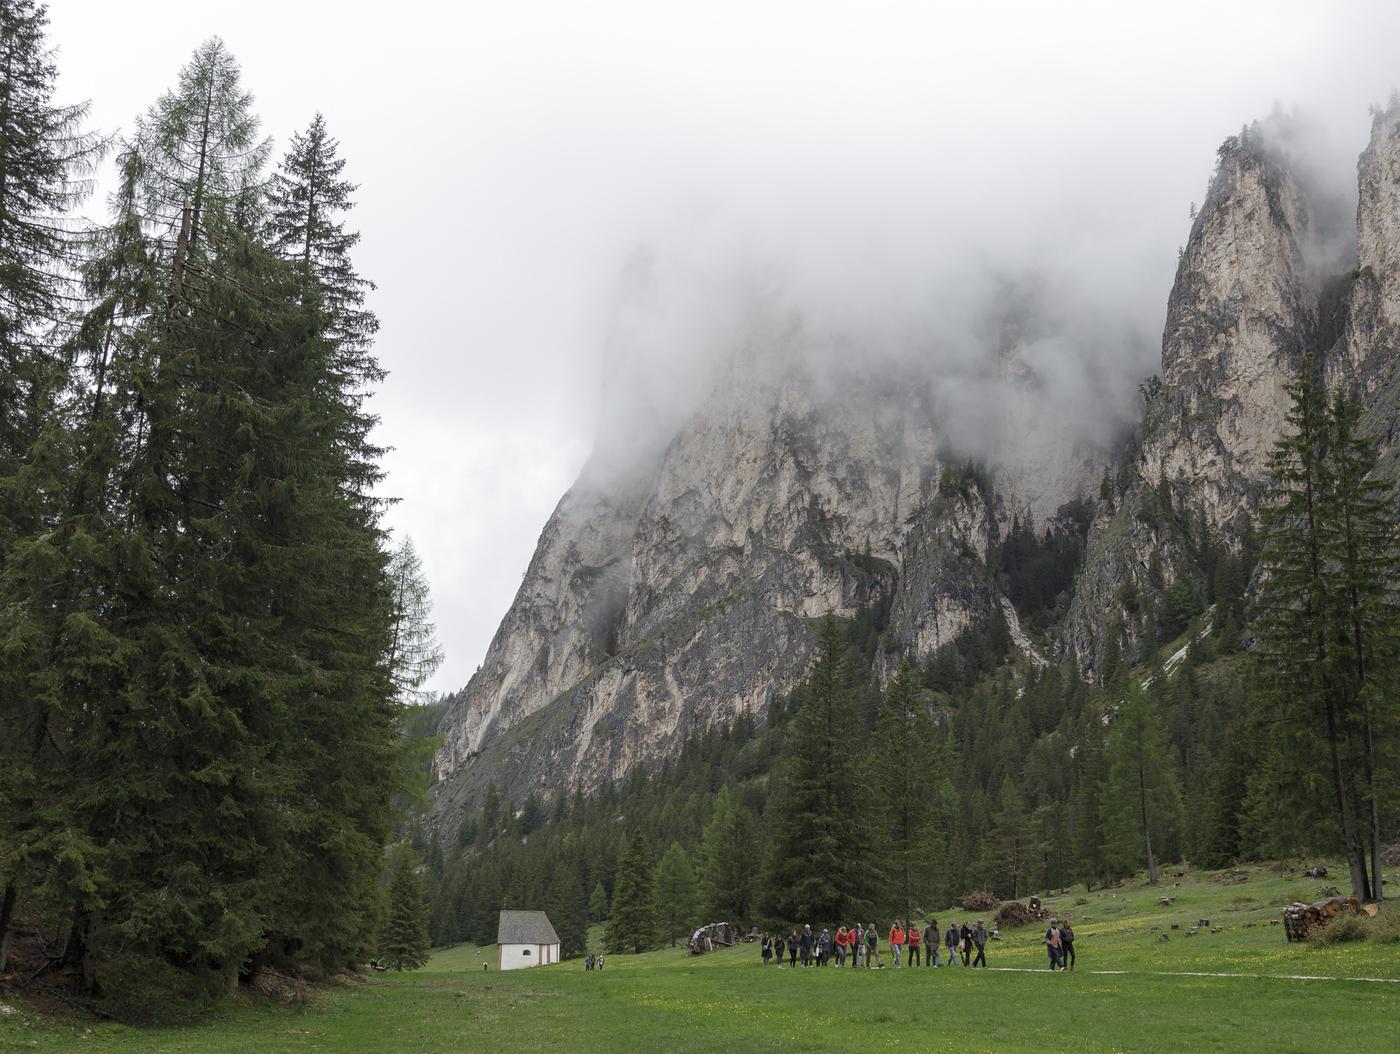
[1102,685,1181,883]
[1254,370,1372,899]
[873,660,933,918]
[588,881,609,924]
[0,0,103,974]
[764,615,871,923]
[546,839,590,958]
[698,786,758,921]
[985,776,1034,899]
[654,842,699,947]
[604,833,657,954]
[1320,390,1399,901]
[381,853,431,970]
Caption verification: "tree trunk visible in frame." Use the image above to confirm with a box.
[1322,695,1371,900]
[1139,762,1159,884]
[0,881,17,974]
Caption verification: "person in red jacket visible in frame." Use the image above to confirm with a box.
[906,918,922,966]
[834,926,848,967]
[888,921,906,968]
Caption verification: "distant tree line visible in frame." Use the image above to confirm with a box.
[419,364,1397,954]
[0,7,434,1019]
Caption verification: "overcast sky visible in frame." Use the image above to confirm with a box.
[47,0,1400,697]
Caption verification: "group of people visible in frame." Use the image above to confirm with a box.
[582,953,605,971]
[760,920,990,969]
[1043,921,1076,971]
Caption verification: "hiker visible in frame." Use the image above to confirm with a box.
[923,920,940,966]
[906,919,921,965]
[944,923,960,966]
[787,931,799,968]
[1044,922,1063,971]
[889,919,905,967]
[852,924,863,967]
[761,934,772,966]
[1060,922,1076,972]
[833,926,846,966]
[584,954,593,970]
[597,954,605,971]
[972,922,987,968]
[819,928,832,966]
[865,922,880,968]
[800,924,814,967]
[960,921,973,966]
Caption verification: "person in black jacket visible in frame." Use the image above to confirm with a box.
[761,934,772,966]
[787,932,799,968]
[959,922,973,966]
[1060,922,1076,972]
[799,925,814,967]
[971,921,987,968]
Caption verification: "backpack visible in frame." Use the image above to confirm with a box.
[1061,925,1075,943]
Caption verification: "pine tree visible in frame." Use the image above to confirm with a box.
[381,853,431,970]
[654,842,699,947]
[604,833,657,954]
[764,615,871,923]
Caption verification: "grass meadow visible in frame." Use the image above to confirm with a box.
[4,862,1399,1053]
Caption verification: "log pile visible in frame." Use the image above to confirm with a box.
[1281,895,1365,942]
[994,900,1050,929]
[687,922,739,955]
[961,891,1000,911]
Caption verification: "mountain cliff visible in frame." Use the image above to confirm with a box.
[432,103,1400,819]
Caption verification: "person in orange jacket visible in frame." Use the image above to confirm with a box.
[888,920,905,968]
[906,918,922,966]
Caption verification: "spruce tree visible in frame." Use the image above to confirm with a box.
[588,881,609,924]
[381,854,431,970]
[604,833,657,954]
[764,615,871,923]
[1320,390,1399,900]
[1102,685,1181,883]
[1254,369,1372,898]
[0,0,103,975]
[873,660,933,918]
[698,786,758,922]
[654,842,699,947]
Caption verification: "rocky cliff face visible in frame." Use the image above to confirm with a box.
[1068,105,1400,676]
[433,316,1093,814]
[435,103,1400,814]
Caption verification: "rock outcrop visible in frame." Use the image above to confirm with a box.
[434,102,1400,814]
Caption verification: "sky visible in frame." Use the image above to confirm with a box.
[45,0,1400,697]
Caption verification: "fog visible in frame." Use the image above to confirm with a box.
[46,0,1400,695]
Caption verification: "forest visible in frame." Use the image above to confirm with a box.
[0,3,435,1020]
[416,372,1398,959]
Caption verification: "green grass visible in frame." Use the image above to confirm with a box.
[5,863,1400,1053]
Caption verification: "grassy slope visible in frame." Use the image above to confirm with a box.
[4,863,1398,1054]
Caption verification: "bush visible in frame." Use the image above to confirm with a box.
[1308,914,1367,946]
[1364,907,1400,945]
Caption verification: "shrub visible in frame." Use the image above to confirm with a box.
[1308,914,1366,945]
[1364,907,1400,945]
